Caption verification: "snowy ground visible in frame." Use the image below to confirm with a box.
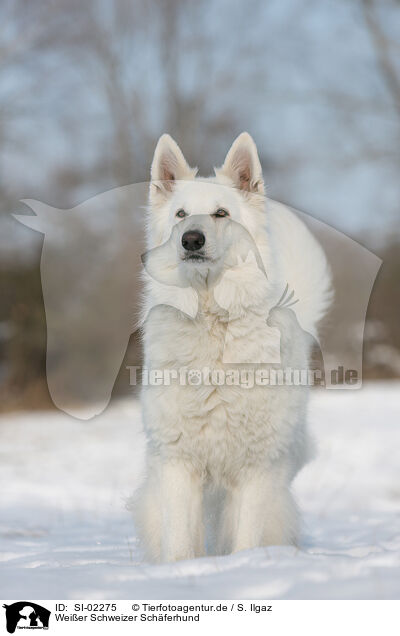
[0,382,399,600]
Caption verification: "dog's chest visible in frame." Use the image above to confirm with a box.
[175,312,273,467]
[164,298,230,368]
[145,299,282,477]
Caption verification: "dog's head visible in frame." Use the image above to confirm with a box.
[147,133,266,284]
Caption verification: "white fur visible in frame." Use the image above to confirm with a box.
[132,133,332,562]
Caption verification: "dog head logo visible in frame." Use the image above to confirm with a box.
[14,146,381,417]
[3,602,50,633]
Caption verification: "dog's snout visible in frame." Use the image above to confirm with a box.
[182,230,206,251]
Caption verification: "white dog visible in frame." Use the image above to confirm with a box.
[132,132,332,562]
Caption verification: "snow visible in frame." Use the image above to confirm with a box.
[0,383,399,599]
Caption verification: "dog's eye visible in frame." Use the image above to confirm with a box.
[176,209,188,218]
[213,208,230,218]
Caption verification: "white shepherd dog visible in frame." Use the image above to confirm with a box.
[133,132,332,562]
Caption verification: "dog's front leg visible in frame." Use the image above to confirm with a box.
[223,468,298,553]
[160,460,204,562]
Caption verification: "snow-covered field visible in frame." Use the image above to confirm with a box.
[0,383,399,600]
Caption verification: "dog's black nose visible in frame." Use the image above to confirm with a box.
[182,230,206,251]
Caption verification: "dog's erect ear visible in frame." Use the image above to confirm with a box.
[219,132,264,194]
[150,134,196,203]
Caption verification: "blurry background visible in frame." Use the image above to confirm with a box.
[0,0,399,412]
